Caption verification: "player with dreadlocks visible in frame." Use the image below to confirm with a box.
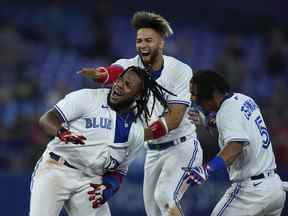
[79,11,203,216]
[29,66,171,216]
[127,65,176,122]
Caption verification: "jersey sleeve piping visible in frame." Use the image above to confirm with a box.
[225,138,250,146]
[167,100,191,106]
[116,170,127,176]
[54,105,68,123]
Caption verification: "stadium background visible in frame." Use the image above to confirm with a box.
[0,0,287,215]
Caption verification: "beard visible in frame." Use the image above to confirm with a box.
[140,48,160,68]
[107,90,135,112]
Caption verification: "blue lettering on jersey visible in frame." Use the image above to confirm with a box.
[255,115,271,148]
[241,99,258,120]
[85,117,112,129]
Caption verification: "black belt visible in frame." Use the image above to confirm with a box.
[147,136,186,151]
[49,152,77,169]
[250,169,276,180]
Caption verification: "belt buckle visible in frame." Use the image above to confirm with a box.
[174,139,180,145]
[174,136,186,145]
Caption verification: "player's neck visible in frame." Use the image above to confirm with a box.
[215,93,231,110]
[151,55,164,71]
[117,107,132,113]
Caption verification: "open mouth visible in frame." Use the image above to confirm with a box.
[140,50,150,57]
[141,53,150,57]
[111,88,123,100]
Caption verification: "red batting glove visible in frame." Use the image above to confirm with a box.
[56,127,86,145]
[88,183,113,208]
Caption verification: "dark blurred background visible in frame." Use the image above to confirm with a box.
[0,0,287,215]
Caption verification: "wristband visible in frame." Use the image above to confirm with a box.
[102,172,123,192]
[95,67,109,84]
[96,65,124,84]
[207,156,225,173]
[101,172,123,202]
[149,117,169,139]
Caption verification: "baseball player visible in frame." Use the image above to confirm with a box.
[29,66,170,216]
[182,70,286,216]
[79,11,203,215]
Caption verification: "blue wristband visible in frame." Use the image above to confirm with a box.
[102,187,114,202]
[102,175,121,203]
[102,175,120,192]
[207,156,225,172]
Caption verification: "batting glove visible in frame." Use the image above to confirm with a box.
[206,112,216,128]
[188,109,216,131]
[188,108,206,126]
[87,172,123,208]
[182,165,211,186]
[182,156,225,186]
[88,183,114,208]
[57,127,86,145]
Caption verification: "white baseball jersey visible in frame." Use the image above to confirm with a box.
[113,55,203,216]
[216,93,276,182]
[113,55,197,143]
[46,88,144,176]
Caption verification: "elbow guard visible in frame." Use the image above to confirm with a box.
[149,117,169,139]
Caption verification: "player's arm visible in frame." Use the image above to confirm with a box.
[182,141,244,186]
[78,65,124,85]
[39,108,64,136]
[88,171,124,208]
[39,108,86,145]
[218,141,244,166]
[144,103,187,140]
[145,64,192,141]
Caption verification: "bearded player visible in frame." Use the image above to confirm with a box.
[79,11,203,215]
[29,66,170,216]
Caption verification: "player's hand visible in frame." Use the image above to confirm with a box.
[168,207,182,216]
[206,112,216,128]
[88,183,113,208]
[188,109,216,127]
[182,165,210,186]
[188,108,205,125]
[77,67,107,80]
[57,127,86,145]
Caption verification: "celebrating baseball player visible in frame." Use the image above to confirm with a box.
[79,11,203,216]
[29,66,170,216]
[182,70,286,216]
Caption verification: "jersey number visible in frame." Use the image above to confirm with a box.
[255,115,271,148]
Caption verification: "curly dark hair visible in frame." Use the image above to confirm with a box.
[131,11,173,38]
[191,69,230,103]
[120,66,175,123]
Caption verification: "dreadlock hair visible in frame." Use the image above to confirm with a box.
[192,69,230,103]
[121,66,176,124]
[131,11,173,38]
